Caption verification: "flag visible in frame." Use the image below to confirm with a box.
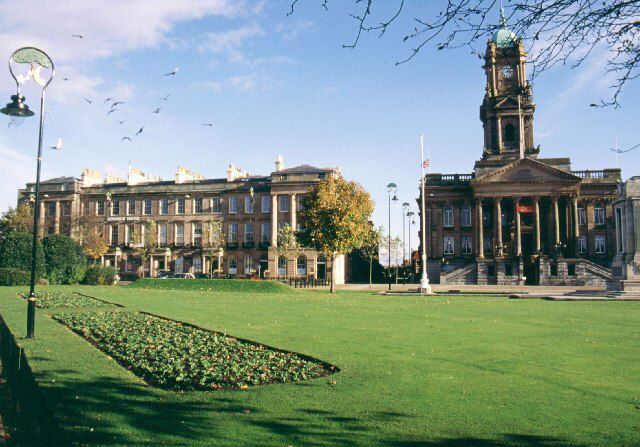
[422,159,430,169]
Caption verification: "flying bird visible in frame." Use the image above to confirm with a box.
[50,138,62,151]
[121,136,132,142]
[84,98,92,104]
[152,108,161,114]
[112,101,125,107]
[202,123,214,127]
[107,108,119,115]
[589,103,598,107]
[61,77,70,81]
[116,120,125,125]
[135,127,144,136]
[164,66,179,76]
[610,143,640,154]
[160,93,171,101]
[103,98,113,104]
[72,34,83,39]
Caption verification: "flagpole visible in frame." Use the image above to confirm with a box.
[419,133,433,294]
[518,94,524,159]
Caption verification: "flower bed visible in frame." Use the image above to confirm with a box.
[130,278,294,293]
[52,311,336,390]
[21,291,117,309]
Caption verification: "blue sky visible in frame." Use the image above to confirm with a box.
[1,0,638,254]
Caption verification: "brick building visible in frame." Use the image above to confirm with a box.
[419,12,620,286]
[17,156,347,283]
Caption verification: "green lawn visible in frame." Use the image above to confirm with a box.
[0,285,638,446]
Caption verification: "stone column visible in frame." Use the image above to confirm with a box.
[290,194,297,230]
[534,196,541,253]
[497,115,503,152]
[494,197,503,257]
[572,196,580,256]
[271,194,278,247]
[515,197,522,256]
[553,196,561,246]
[38,201,45,237]
[54,200,61,234]
[476,198,484,259]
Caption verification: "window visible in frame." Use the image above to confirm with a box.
[228,223,238,243]
[175,257,184,274]
[461,236,472,255]
[278,222,288,231]
[578,236,587,254]
[483,236,493,255]
[228,256,237,274]
[245,196,254,213]
[244,223,254,243]
[461,206,472,227]
[112,200,120,216]
[193,257,202,273]
[193,222,202,246]
[594,203,605,225]
[297,256,307,276]
[578,206,586,225]
[504,122,516,144]
[175,223,184,245]
[127,199,136,215]
[111,225,119,245]
[144,199,152,215]
[279,195,290,212]
[127,224,135,245]
[278,256,287,276]
[483,211,492,228]
[260,223,271,243]
[229,197,238,213]
[443,236,455,255]
[61,202,71,217]
[212,197,221,213]
[244,256,253,275]
[176,198,185,214]
[97,200,105,215]
[194,197,203,214]
[261,195,270,213]
[158,223,167,245]
[443,205,454,228]
[46,202,56,217]
[297,195,304,211]
[160,199,169,215]
[595,235,606,254]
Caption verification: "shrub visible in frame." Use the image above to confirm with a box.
[0,231,45,278]
[0,268,31,286]
[42,234,87,284]
[83,266,117,285]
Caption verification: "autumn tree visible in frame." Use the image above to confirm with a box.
[131,220,158,278]
[274,224,302,278]
[0,203,33,243]
[289,0,640,107]
[202,218,226,277]
[81,230,109,264]
[298,176,374,292]
[360,225,383,290]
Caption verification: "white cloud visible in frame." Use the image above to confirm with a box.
[193,72,279,92]
[198,23,264,63]
[275,20,315,42]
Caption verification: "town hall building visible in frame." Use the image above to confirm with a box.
[419,12,620,286]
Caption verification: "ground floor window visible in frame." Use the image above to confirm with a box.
[278,256,287,276]
[297,256,307,276]
[175,257,184,274]
[443,236,454,255]
[595,235,606,254]
[578,236,587,254]
[228,256,238,274]
[193,257,202,273]
[461,236,472,255]
[483,236,493,255]
[244,255,253,275]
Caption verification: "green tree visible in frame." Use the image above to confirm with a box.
[380,233,403,284]
[131,220,158,278]
[0,203,32,243]
[274,224,302,278]
[42,233,87,284]
[202,218,225,277]
[298,176,374,292]
[0,231,45,278]
[360,225,383,290]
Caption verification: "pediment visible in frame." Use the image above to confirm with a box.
[494,95,521,109]
[472,158,581,187]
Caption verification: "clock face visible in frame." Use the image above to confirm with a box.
[500,65,514,79]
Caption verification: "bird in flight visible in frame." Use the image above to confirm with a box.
[112,101,125,107]
[135,127,144,136]
[103,98,113,104]
[202,123,214,127]
[116,120,125,125]
[61,77,70,81]
[72,34,83,39]
[121,136,132,142]
[84,98,92,104]
[164,66,179,76]
[50,138,63,151]
[610,143,640,154]
[160,93,171,101]
[152,108,161,114]
[107,108,119,115]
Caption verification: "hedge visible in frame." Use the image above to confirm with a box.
[0,231,45,278]
[130,278,294,293]
[42,234,87,284]
[82,266,117,285]
[0,268,31,286]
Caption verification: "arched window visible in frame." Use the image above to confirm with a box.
[228,256,237,274]
[504,123,516,144]
[278,256,287,276]
[297,256,307,276]
[443,205,454,228]
[594,203,606,225]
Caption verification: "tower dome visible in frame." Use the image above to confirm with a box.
[492,6,517,48]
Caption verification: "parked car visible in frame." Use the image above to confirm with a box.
[173,273,195,279]
[156,271,173,279]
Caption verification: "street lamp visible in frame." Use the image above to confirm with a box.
[402,202,410,267]
[387,183,398,291]
[2,47,55,338]
[407,210,415,277]
[419,134,433,294]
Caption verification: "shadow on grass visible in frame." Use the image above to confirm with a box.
[384,435,590,447]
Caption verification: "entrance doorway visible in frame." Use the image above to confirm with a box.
[317,256,326,279]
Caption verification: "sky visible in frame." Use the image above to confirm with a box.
[1,0,638,256]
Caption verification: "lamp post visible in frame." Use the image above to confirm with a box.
[402,202,410,267]
[407,210,415,277]
[2,47,55,338]
[387,183,398,291]
[419,134,433,294]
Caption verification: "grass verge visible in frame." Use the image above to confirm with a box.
[129,278,294,293]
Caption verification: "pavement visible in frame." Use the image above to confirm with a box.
[334,283,606,295]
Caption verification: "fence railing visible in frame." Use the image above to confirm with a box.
[274,277,332,288]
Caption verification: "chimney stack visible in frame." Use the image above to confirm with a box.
[275,155,285,172]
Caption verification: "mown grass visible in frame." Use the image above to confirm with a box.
[129,278,294,293]
[0,285,639,447]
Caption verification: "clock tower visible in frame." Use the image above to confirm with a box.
[479,7,536,163]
